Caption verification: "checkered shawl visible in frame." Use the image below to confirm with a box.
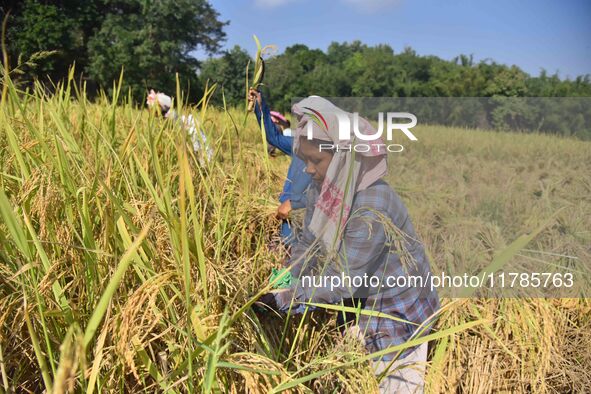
[289,179,441,361]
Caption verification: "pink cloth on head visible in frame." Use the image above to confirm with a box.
[270,111,288,124]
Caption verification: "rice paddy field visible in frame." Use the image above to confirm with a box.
[0,77,590,393]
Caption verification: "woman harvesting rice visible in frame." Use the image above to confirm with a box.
[259,96,441,393]
[146,89,213,163]
[249,88,312,247]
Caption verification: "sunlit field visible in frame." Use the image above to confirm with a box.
[1,77,590,393]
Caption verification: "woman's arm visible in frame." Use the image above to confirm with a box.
[280,157,311,209]
[285,186,423,307]
[285,185,319,277]
[253,91,293,155]
[292,208,390,304]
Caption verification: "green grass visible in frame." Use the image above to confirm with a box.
[0,73,590,393]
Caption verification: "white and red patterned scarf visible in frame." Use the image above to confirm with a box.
[292,96,387,253]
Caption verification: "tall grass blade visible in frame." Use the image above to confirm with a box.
[83,218,151,348]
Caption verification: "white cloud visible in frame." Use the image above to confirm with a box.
[342,0,403,13]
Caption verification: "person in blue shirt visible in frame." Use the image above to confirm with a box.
[249,88,312,247]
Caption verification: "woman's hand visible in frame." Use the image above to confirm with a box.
[248,88,262,109]
[254,288,294,314]
[276,200,292,220]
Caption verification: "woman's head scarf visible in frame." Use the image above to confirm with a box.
[147,90,172,116]
[292,96,388,252]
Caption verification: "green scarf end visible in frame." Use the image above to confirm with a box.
[269,268,294,289]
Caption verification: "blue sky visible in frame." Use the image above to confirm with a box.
[199,0,591,79]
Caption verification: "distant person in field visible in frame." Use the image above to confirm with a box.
[248,88,312,248]
[257,96,441,393]
[146,89,213,164]
[266,110,291,157]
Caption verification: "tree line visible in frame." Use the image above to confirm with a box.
[2,0,226,100]
[201,43,591,108]
[201,44,591,138]
[3,1,590,138]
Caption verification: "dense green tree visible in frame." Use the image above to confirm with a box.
[199,45,252,106]
[2,0,100,81]
[87,0,226,100]
[2,0,227,101]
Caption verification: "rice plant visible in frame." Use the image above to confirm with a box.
[0,68,589,393]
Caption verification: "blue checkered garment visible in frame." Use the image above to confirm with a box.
[286,179,441,361]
